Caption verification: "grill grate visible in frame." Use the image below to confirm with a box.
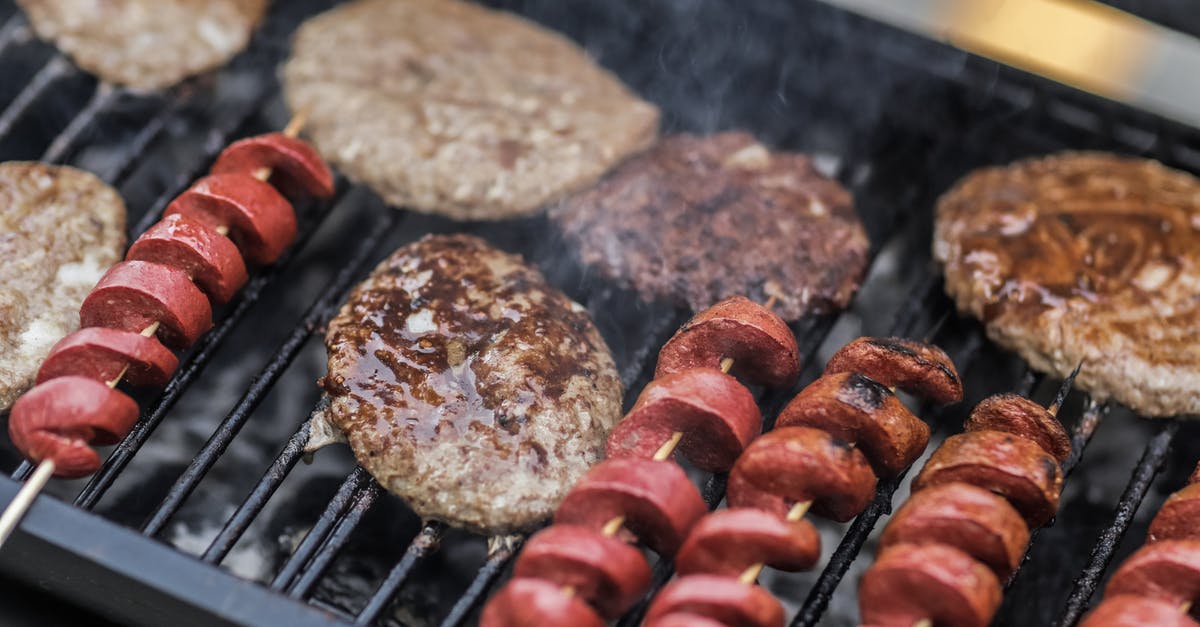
[0,1,1198,626]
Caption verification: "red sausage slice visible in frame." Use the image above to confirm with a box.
[80,261,212,350]
[210,133,335,199]
[164,173,297,265]
[1149,484,1200,543]
[656,296,800,389]
[776,372,930,476]
[643,574,785,627]
[727,426,877,522]
[913,430,1062,528]
[512,525,650,618]
[36,327,178,387]
[1079,595,1200,627]
[880,482,1030,578]
[824,337,963,404]
[859,543,1002,627]
[965,393,1071,463]
[675,508,820,577]
[555,458,706,557]
[8,377,139,478]
[1105,540,1200,608]
[479,578,603,627]
[606,368,761,472]
[127,213,248,304]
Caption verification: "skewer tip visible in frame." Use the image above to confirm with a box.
[0,458,55,548]
[1048,360,1084,416]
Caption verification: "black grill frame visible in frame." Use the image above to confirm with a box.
[0,1,1197,626]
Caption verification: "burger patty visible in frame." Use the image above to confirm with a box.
[311,234,623,534]
[283,0,659,221]
[551,132,870,321]
[17,0,270,91]
[0,162,126,411]
[934,152,1200,417]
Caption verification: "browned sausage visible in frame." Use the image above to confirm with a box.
[880,482,1030,578]
[824,337,962,404]
[913,430,1062,528]
[210,133,336,199]
[126,213,248,304]
[655,296,800,389]
[1149,484,1200,543]
[643,574,784,627]
[775,372,929,476]
[555,458,706,556]
[37,327,178,387]
[965,393,1071,463]
[606,368,760,472]
[164,173,296,265]
[479,578,604,627]
[859,543,1002,627]
[8,377,139,478]
[79,260,213,350]
[1105,540,1200,609]
[512,524,650,618]
[726,426,877,522]
[675,508,820,577]
[1079,595,1200,627]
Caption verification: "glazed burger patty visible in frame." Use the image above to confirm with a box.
[283,0,659,221]
[551,132,870,321]
[935,152,1200,417]
[0,162,126,411]
[312,234,623,534]
[17,0,270,91]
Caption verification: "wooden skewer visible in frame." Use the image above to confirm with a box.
[0,115,307,549]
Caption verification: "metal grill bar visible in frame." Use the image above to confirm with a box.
[1055,421,1180,627]
[353,522,446,626]
[287,483,382,599]
[271,467,373,592]
[140,209,399,536]
[0,11,27,56]
[40,83,119,163]
[0,55,73,139]
[439,543,522,627]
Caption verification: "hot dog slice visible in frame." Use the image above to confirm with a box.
[37,327,178,387]
[824,337,962,404]
[80,261,212,350]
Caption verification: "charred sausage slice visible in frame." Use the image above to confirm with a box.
[824,337,962,404]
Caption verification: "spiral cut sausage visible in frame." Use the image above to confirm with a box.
[7,130,333,477]
[858,389,1069,626]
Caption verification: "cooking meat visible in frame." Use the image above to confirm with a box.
[552,132,869,321]
[934,152,1200,417]
[0,162,125,411]
[310,234,623,534]
[16,0,270,91]
[283,0,658,221]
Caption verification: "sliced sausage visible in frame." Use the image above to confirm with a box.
[859,543,1002,627]
[8,377,139,478]
[210,132,336,199]
[1105,540,1200,609]
[965,393,1071,463]
[80,260,213,350]
[479,578,604,627]
[36,327,178,387]
[880,482,1030,578]
[1149,484,1200,543]
[776,371,929,475]
[164,173,297,265]
[555,458,706,557]
[824,337,962,404]
[913,430,1062,528]
[1079,595,1200,627]
[655,296,800,389]
[512,524,650,619]
[643,574,785,627]
[727,426,877,522]
[605,368,760,472]
[675,507,820,577]
[126,213,248,304]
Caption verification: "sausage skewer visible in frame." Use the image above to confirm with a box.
[0,113,328,547]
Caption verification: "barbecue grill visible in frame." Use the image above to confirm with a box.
[2,1,1200,625]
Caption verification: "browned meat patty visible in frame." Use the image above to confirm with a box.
[551,132,870,321]
[934,152,1200,417]
[309,234,623,534]
[0,162,126,411]
[17,0,270,91]
[282,0,659,221]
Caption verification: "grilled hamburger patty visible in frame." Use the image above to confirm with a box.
[283,0,659,221]
[0,162,126,411]
[17,0,269,91]
[935,152,1200,417]
[311,235,623,534]
[551,132,870,321]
